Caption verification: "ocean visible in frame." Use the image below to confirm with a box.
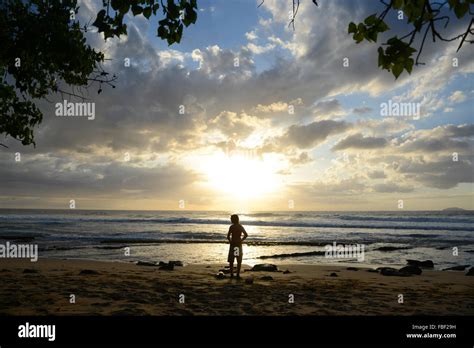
[1,209,473,269]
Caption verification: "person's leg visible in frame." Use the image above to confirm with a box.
[229,261,234,278]
[228,245,234,277]
[236,245,243,278]
[236,258,242,278]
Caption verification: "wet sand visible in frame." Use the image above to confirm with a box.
[0,258,472,315]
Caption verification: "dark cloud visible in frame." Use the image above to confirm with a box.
[312,99,344,118]
[445,124,474,138]
[208,111,258,138]
[290,178,368,196]
[278,120,352,149]
[393,157,474,189]
[332,133,388,151]
[0,155,201,199]
[397,124,474,153]
[290,152,313,165]
[373,183,414,193]
[352,107,373,115]
[367,170,386,179]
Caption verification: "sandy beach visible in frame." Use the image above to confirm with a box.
[0,258,472,316]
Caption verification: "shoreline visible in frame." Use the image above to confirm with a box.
[0,255,397,270]
[0,258,472,316]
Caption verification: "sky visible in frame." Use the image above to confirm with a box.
[1,0,473,211]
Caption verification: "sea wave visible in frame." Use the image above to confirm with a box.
[98,238,330,246]
[1,215,473,231]
[337,215,474,224]
[244,213,278,217]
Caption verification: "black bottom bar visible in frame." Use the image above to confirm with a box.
[0,316,472,346]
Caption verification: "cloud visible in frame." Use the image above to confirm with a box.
[357,118,414,136]
[292,178,368,197]
[0,155,202,200]
[294,122,474,198]
[267,35,297,53]
[275,120,352,150]
[448,90,466,103]
[396,124,474,153]
[367,170,386,179]
[157,49,187,67]
[258,17,272,28]
[255,101,289,113]
[245,30,258,41]
[246,42,276,55]
[373,183,414,193]
[393,157,474,189]
[332,134,388,151]
[290,152,313,165]
[352,106,373,115]
[1,0,473,210]
[253,98,303,117]
[191,45,255,79]
[208,111,264,138]
[312,99,345,119]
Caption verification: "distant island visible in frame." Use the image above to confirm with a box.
[442,207,467,211]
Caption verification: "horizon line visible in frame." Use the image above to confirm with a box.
[0,207,471,213]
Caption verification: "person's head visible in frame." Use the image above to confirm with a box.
[230,214,239,225]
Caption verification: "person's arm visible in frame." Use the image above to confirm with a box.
[227,227,232,243]
[241,226,248,242]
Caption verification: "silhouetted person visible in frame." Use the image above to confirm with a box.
[227,214,248,279]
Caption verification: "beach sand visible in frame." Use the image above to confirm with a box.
[0,258,472,316]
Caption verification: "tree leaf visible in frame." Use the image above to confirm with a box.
[392,63,403,78]
[454,2,469,18]
[143,7,152,19]
[132,5,143,15]
[364,14,377,26]
[348,22,357,33]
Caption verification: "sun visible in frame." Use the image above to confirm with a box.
[201,152,281,200]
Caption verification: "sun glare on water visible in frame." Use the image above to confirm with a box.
[202,152,281,200]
